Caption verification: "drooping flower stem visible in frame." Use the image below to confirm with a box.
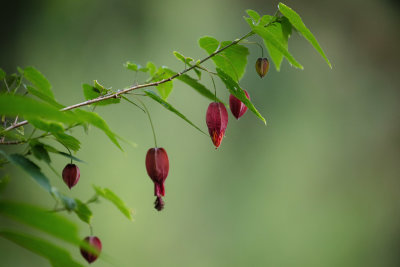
[137,97,158,147]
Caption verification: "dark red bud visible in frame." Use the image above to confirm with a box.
[62,164,80,189]
[206,102,228,148]
[255,57,269,78]
[145,148,169,211]
[229,90,250,119]
[80,236,102,264]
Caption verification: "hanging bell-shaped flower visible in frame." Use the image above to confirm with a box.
[206,102,228,148]
[145,147,169,211]
[62,164,80,189]
[80,236,102,264]
[229,89,250,119]
[255,57,269,78]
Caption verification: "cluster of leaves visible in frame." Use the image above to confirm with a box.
[0,3,330,266]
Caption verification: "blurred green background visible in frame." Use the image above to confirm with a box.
[1,0,400,266]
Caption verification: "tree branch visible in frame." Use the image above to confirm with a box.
[2,18,278,135]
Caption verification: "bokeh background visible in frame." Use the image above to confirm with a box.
[1,0,399,266]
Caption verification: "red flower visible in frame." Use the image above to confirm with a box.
[80,236,102,264]
[206,102,228,148]
[62,164,80,189]
[229,90,250,119]
[145,147,169,211]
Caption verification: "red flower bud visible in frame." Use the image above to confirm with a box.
[145,147,169,211]
[80,236,102,264]
[206,102,228,148]
[62,164,80,189]
[255,57,269,78]
[229,90,250,119]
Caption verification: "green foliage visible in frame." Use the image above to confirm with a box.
[163,68,222,103]
[278,3,332,68]
[93,185,133,220]
[0,95,76,124]
[245,17,303,70]
[173,51,202,79]
[124,61,149,72]
[30,141,51,164]
[0,151,52,192]
[0,68,5,80]
[0,175,10,194]
[23,67,55,99]
[216,68,266,124]
[0,201,81,244]
[82,83,120,106]
[153,67,174,100]
[199,36,249,81]
[144,90,207,135]
[74,199,93,224]
[27,86,64,108]
[53,132,81,152]
[0,231,84,267]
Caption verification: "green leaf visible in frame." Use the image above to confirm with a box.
[0,231,84,267]
[0,201,81,244]
[216,68,266,124]
[0,175,10,194]
[43,144,85,163]
[93,185,133,220]
[246,9,260,23]
[262,17,292,71]
[144,90,207,135]
[0,151,51,192]
[28,118,64,133]
[0,95,76,127]
[124,62,149,72]
[26,86,64,108]
[74,199,92,224]
[54,132,81,152]
[0,68,5,80]
[260,15,274,26]
[74,109,122,150]
[24,66,54,99]
[153,67,174,100]
[173,51,194,65]
[29,141,51,164]
[163,68,223,103]
[172,52,202,79]
[199,36,249,81]
[278,3,332,68]
[82,84,120,106]
[146,61,157,76]
[246,19,303,69]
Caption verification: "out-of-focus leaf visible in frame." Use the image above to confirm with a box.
[146,61,157,76]
[43,144,85,163]
[0,68,5,80]
[28,118,64,133]
[0,175,10,194]
[0,95,76,126]
[50,188,77,212]
[216,68,266,124]
[246,9,260,23]
[199,36,249,81]
[0,151,51,192]
[29,141,51,164]
[73,109,122,150]
[53,132,81,152]
[0,231,84,267]
[0,201,81,244]
[124,61,149,72]
[23,66,54,99]
[144,90,207,135]
[278,2,332,68]
[93,185,133,220]
[74,199,92,224]
[163,68,222,103]
[26,86,64,108]
[245,18,303,69]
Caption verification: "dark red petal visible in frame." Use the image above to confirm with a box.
[62,164,80,189]
[146,148,169,195]
[229,90,250,119]
[80,236,102,264]
[206,102,228,148]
